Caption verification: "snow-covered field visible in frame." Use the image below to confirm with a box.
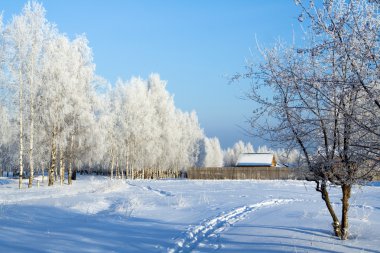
[0,176,379,253]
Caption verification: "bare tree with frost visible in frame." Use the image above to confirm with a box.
[233,0,379,240]
[296,0,380,168]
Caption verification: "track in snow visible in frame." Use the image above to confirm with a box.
[126,181,175,197]
[168,198,300,253]
[144,185,175,197]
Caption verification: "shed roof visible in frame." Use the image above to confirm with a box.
[236,153,276,167]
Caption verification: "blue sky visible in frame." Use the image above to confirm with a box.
[1,1,301,149]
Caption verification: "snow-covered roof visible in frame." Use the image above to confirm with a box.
[236,153,276,167]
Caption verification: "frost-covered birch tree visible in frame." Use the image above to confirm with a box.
[4,8,29,189]
[198,137,224,167]
[3,1,52,188]
[39,33,95,186]
[104,74,204,178]
[17,2,47,188]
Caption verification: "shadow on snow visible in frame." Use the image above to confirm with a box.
[0,204,184,253]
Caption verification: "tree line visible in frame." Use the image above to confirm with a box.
[0,2,205,188]
[0,2,300,189]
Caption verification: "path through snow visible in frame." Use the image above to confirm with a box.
[168,198,300,253]
[126,181,175,197]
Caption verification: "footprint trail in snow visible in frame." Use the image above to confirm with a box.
[168,198,301,253]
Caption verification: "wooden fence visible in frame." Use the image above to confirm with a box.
[3,166,378,181]
[187,167,302,180]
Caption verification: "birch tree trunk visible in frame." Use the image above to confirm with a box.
[28,59,35,188]
[110,148,114,179]
[68,135,74,185]
[59,148,64,185]
[125,146,132,178]
[129,142,134,180]
[28,110,34,188]
[48,128,57,186]
[54,157,58,182]
[125,147,128,180]
[41,162,44,183]
[116,159,119,179]
[68,162,72,185]
[18,68,24,189]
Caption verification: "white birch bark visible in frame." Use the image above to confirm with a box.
[125,146,129,180]
[59,147,64,185]
[110,148,114,179]
[116,158,119,179]
[68,134,74,185]
[41,162,44,182]
[18,67,23,189]
[48,127,57,186]
[28,54,35,188]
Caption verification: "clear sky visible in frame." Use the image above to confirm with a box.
[1,0,302,149]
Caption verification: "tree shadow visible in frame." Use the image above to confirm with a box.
[220,224,380,253]
[0,204,185,252]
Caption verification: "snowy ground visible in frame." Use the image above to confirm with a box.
[0,176,379,253]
